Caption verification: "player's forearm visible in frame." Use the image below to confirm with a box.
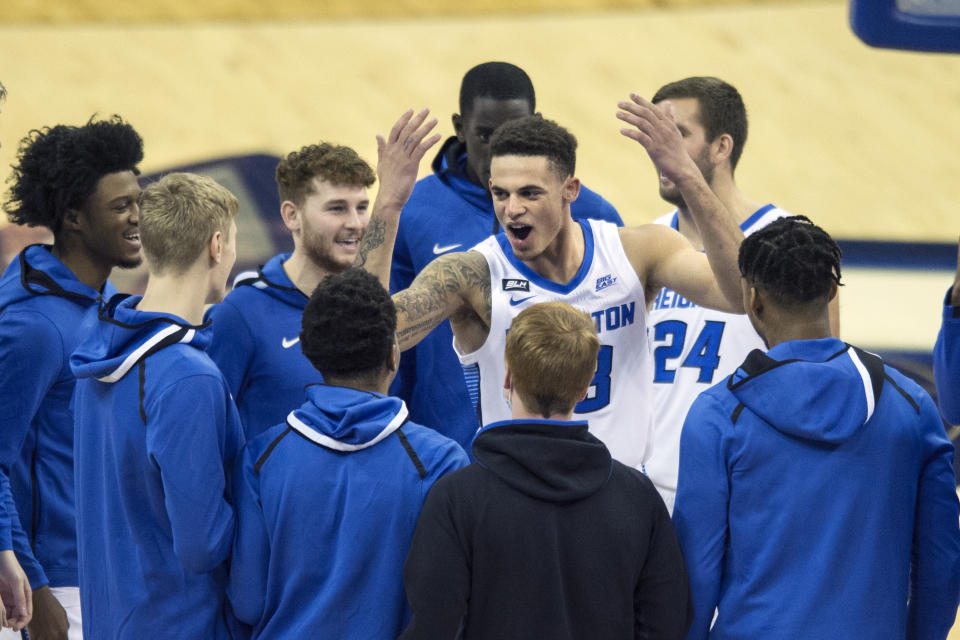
[676,175,744,311]
[355,209,399,291]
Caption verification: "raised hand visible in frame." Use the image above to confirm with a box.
[617,94,698,186]
[374,108,442,213]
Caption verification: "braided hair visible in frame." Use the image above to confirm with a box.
[738,215,842,308]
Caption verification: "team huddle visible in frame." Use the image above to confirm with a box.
[0,64,958,640]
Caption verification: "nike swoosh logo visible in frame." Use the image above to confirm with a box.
[433,243,462,255]
[509,295,536,306]
[281,336,300,349]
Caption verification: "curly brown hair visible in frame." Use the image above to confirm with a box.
[275,143,375,206]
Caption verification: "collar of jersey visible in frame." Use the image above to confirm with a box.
[494,219,596,295]
[670,203,776,234]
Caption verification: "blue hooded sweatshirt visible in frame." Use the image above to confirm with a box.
[228,384,468,639]
[205,253,323,441]
[389,137,623,450]
[71,294,244,639]
[673,338,960,640]
[0,244,116,587]
[934,286,960,424]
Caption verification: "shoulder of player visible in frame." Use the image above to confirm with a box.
[617,224,686,269]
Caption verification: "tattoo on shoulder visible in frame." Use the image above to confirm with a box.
[354,217,386,268]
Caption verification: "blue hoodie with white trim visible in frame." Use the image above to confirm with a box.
[0,244,116,588]
[205,253,323,441]
[674,337,960,640]
[228,383,468,639]
[70,294,244,639]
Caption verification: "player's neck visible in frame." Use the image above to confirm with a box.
[759,309,833,349]
[510,393,575,422]
[522,216,585,284]
[51,240,113,293]
[283,250,332,297]
[137,269,210,325]
[676,177,762,250]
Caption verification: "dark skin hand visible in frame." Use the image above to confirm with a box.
[27,585,68,640]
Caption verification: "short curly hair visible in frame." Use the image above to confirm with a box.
[300,268,397,381]
[459,61,535,116]
[275,143,375,207]
[4,115,143,235]
[739,215,842,309]
[489,115,576,180]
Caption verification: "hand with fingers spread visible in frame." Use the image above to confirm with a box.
[617,93,700,186]
[374,108,442,214]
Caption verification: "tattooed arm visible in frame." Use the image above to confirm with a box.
[393,250,492,352]
[355,108,441,288]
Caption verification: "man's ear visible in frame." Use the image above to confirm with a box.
[387,341,400,374]
[280,201,299,233]
[713,133,735,165]
[453,113,465,143]
[827,279,839,302]
[503,364,512,392]
[209,230,223,264]
[562,176,581,205]
[62,209,82,233]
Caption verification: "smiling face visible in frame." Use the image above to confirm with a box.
[76,170,143,271]
[456,96,533,189]
[490,154,578,264]
[296,178,370,273]
[655,97,716,208]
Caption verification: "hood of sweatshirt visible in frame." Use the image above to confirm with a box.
[471,419,613,503]
[727,337,886,445]
[286,384,409,452]
[70,294,210,383]
[229,253,308,310]
[430,137,492,213]
[0,244,113,311]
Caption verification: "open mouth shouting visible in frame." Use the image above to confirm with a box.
[507,223,533,244]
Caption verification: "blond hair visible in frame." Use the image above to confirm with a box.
[139,172,238,275]
[505,302,600,417]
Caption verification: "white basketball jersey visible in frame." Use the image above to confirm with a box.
[456,219,652,469]
[645,204,788,513]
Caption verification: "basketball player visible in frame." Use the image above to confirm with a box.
[934,233,960,424]
[389,61,622,450]
[0,115,144,640]
[643,77,838,512]
[228,268,467,638]
[205,143,376,440]
[71,173,244,639]
[674,216,960,638]
[357,99,744,471]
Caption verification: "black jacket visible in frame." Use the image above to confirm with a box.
[400,419,692,639]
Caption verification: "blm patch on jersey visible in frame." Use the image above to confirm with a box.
[502,278,530,292]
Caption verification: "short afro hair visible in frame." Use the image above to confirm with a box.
[489,115,576,179]
[739,215,842,309]
[4,115,144,235]
[459,61,535,116]
[300,268,397,381]
[652,76,748,170]
[275,143,375,207]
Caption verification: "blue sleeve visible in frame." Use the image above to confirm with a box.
[672,393,729,640]
[933,288,960,424]
[205,297,255,402]
[0,310,62,583]
[571,187,624,227]
[423,439,470,487]
[388,218,418,404]
[907,392,960,640]
[227,445,268,628]
[146,374,236,574]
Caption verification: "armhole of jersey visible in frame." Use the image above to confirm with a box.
[453,246,498,365]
